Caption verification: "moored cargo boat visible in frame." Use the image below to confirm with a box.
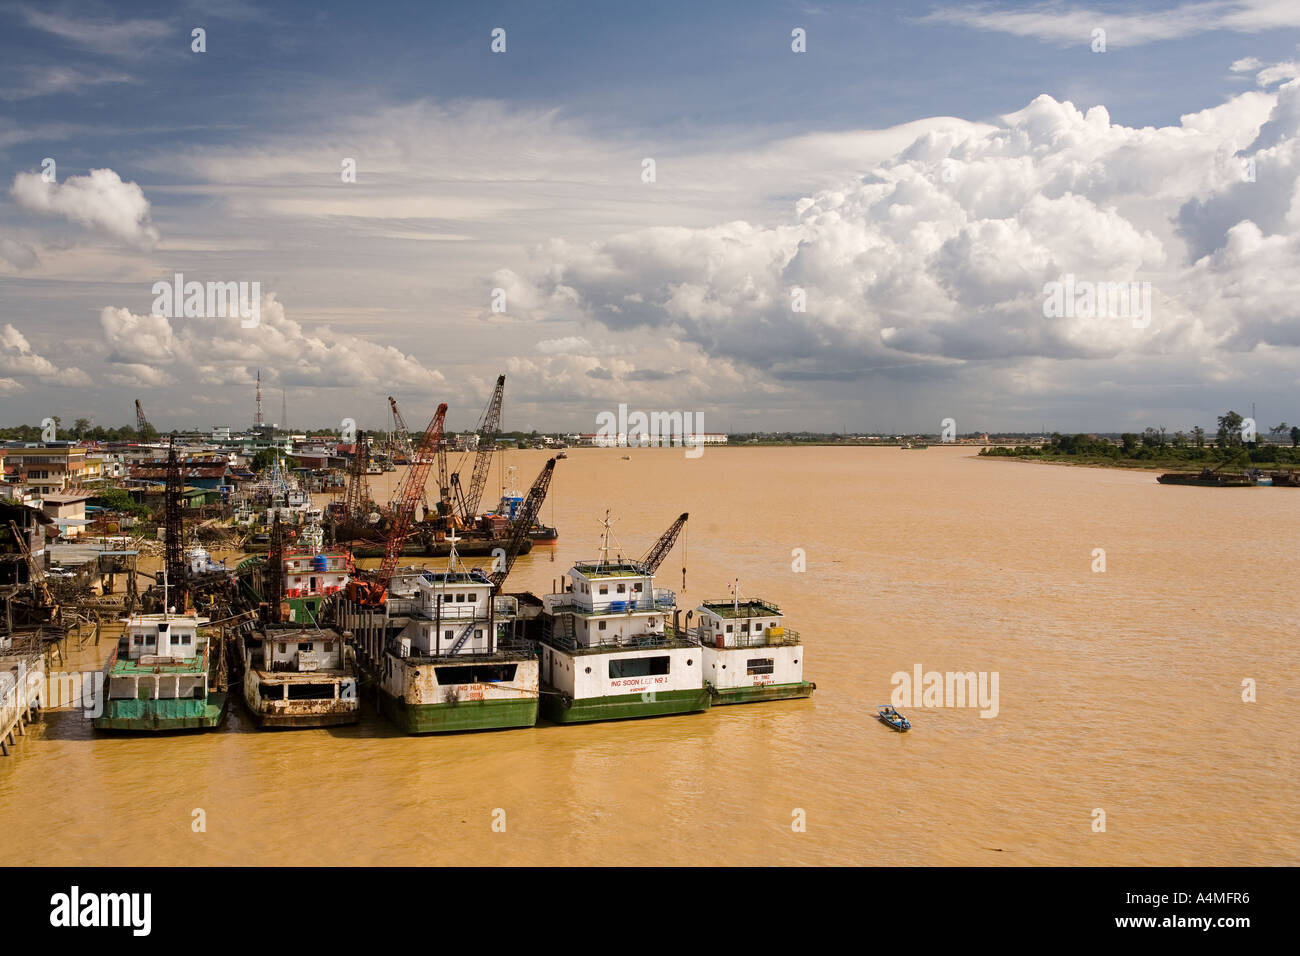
[354,545,539,733]
[538,514,709,723]
[692,593,815,704]
[240,624,359,727]
[94,614,226,732]
[236,520,352,624]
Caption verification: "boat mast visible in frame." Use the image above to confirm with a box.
[597,509,615,569]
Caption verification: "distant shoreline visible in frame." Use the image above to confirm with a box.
[974,454,1173,473]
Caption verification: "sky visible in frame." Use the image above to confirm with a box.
[2,0,1300,435]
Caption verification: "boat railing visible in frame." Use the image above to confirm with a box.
[694,625,801,648]
[698,598,784,617]
[385,596,420,617]
[544,622,698,653]
[550,593,676,615]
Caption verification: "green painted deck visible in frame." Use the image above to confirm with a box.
[541,686,711,724]
[107,651,207,676]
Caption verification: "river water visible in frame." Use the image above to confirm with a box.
[2,446,1296,865]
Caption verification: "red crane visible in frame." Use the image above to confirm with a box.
[349,402,447,606]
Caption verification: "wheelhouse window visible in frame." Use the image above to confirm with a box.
[609,656,670,678]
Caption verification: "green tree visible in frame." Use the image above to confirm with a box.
[1190,426,1205,448]
[1217,410,1244,447]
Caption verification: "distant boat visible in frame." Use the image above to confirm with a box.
[877,705,911,732]
[556,451,568,459]
[1270,470,1300,487]
[621,455,631,460]
[1157,467,1255,487]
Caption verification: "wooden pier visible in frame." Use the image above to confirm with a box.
[0,643,44,756]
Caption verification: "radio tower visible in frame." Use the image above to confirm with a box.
[254,369,264,428]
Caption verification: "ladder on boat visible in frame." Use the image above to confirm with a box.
[448,621,477,655]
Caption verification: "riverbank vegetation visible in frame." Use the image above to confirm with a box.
[980,413,1300,470]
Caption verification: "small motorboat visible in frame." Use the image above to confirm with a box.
[877,705,911,732]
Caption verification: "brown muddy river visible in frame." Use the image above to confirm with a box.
[2,446,1296,865]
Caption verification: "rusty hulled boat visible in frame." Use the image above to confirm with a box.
[240,623,359,728]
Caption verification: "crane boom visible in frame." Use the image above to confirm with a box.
[455,374,505,522]
[389,395,436,514]
[387,396,415,459]
[487,457,555,591]
[342,429,371,522]
[135,399,150,437]
[638,512,688,574]
[377,403,447,593]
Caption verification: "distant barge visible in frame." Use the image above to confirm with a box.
[1157,468,1256,487]
[347,535,531,559]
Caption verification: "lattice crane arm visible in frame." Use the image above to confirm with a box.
[377,403,447,592]
[456,374,505,522]
[487,457,555,591]
[638,512,689,574]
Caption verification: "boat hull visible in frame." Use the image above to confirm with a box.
[93,692,227,732]
[1157,473,1256,486]
[251,709,359,728]
[708,680,816,705]
[378,691,537,733]
[372,652,540,734]
[241,674,360,728]
[540,686,711,724]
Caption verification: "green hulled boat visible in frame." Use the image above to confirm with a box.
[94,614,227,732]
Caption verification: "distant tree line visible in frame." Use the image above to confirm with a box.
[982,410,1300,465]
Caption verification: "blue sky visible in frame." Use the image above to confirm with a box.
[3,1,1300,433]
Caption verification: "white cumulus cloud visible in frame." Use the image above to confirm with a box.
[496,84,1300,380]
[11,168,160,246]
[98,293,446,393]
[0,323,92,387]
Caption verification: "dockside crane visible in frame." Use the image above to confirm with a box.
[487,457,555,591]
[134,399,156,439]
[348,403,447,606]
[451,374,506,524]
[342,430,372,523]
[163,437,187,610]
[639,512,689,589]
[389,396,443,517]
